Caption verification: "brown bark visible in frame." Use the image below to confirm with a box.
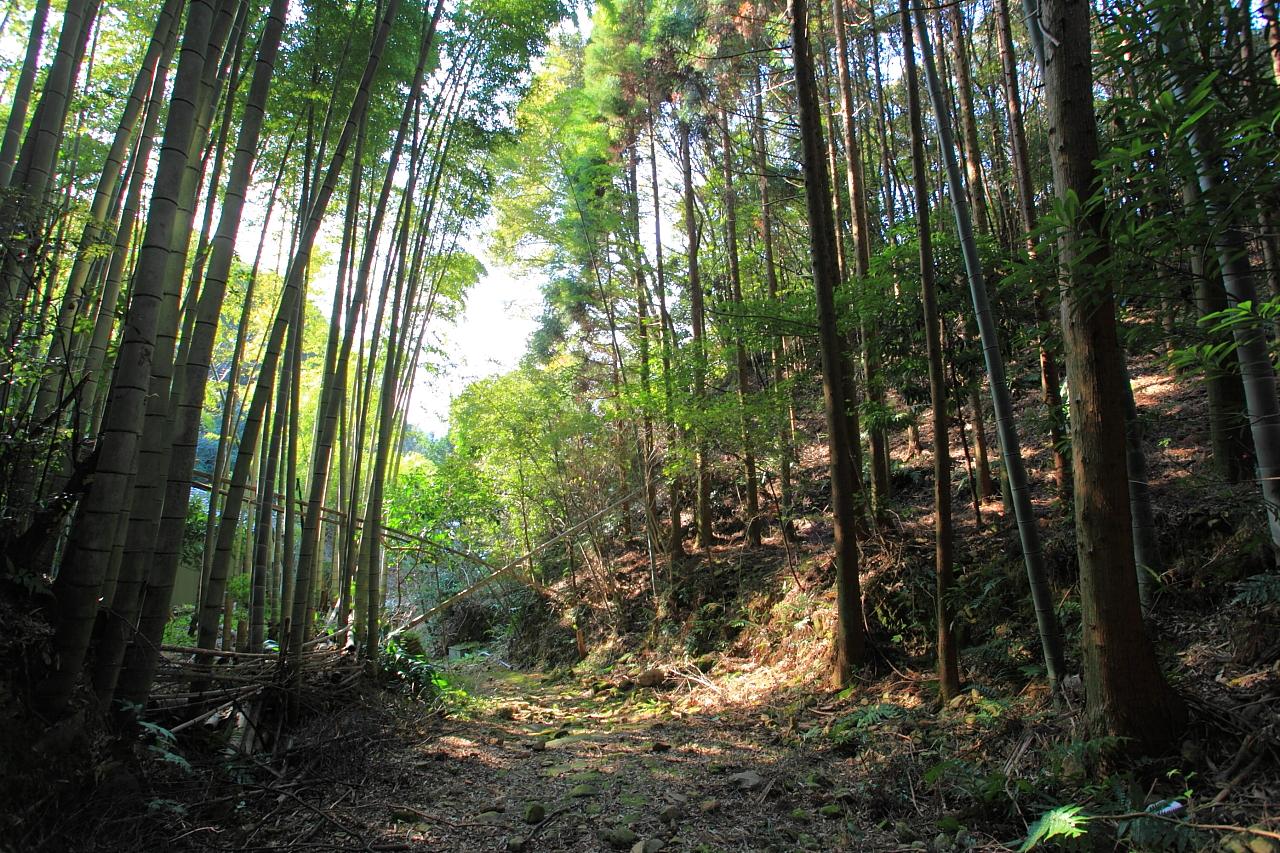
[792,0,867,683]
[1263,0,1280,84]
[1038,0,1185,748]
[995,0,1071,499]
[903,0,960,700]
[720,108,762,547]
[943,0,989,235]
[679,120,713,550]
[831,0,888,512]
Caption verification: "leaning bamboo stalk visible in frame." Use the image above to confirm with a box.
[0,0,49,188]
[32,0,183,423]
[913,2,1064,692]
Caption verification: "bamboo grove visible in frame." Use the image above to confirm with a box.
[3,0,1280,756]
[0,0,566,717]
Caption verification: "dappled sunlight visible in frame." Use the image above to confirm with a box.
[378,652,887,851]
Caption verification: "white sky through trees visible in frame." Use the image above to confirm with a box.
[408,242,542,436]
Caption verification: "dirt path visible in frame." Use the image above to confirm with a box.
[367,659,891,852]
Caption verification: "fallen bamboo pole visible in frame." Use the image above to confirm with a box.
[390,490,641,636]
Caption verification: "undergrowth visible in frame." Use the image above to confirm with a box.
[379,635,457,707]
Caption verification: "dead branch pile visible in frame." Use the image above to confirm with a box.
[145,642,364,752]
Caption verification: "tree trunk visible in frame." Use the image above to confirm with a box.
[720,108,761,547]
[902,0,960,701]
[647,109,683,562]
[98,0,241,697]
[1158,14,1280,550]
[79,29,175,435]
[200,0,405,676]
[1263,0,1280,85]
[1184,182,1253,483]
[288,0,440,655]
[752,68,794,540]
[792,0,866,683]
[0,0,49,188]
[627,140,661,556]
[831,0,887,514]
[679,120,713,550]
[995,0,1070,499]
[1035,0,1186,748]
[252,393,284,652]
[942,0,988,235]
[36,0,221,717]
[112,0,292,707]
[817,27,867,508]
[32,0,182,424]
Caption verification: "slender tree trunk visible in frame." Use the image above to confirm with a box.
[679,120,713,550]
[871,13,897,232]
[817,30,866,506]
[1263,0,1280,84]
[943,0,989,234]
[252,388,283,652]
[720,109,761,547]
[117,0,241,616]
[1120,361,1161,612]
[297,0,441,653]
[753,68,793,540]
[832,0,887,513]
[111,0,289,706]
[33,0,183,424]
[903,0,959,701]
[356,117,431,664]
[647,109,683,561]
[792,0,866,683]
[197,0,404,682]
[92,0,238,698]
[0,0,49,188]
[282,283,303,634]
[1159,14,1280,550]
[995,0,1070,499]
[1184,182,1253,482]
[967,383,996,500]
[200,132,293,625]
[80,34,175,435]
[6,0,96,201]
[627,140,661,557]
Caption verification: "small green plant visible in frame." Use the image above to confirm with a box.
[137,718,192,773]
[1020,804,1089,851]
[1231,572,1280,608]
[1116,801,1208,852]
[161,605,196,646]
[812,702,905,750]
[1047,734,1124,779]
[379,635,450,704]
[923,758,1015,810]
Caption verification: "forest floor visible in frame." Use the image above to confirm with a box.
[101,653,1013,853]
[69,629,1274,853]
[364,658,903,852]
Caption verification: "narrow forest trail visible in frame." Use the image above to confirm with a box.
[349,659,897,852]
